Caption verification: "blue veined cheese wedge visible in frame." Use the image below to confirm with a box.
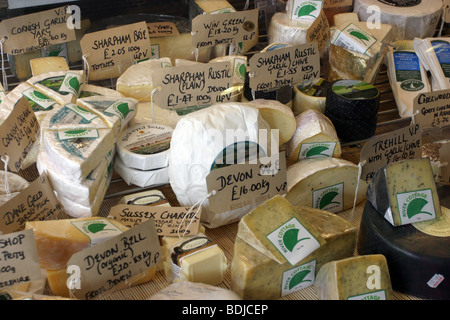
[366,158,442,226]
[231,201,358,300]
[315,254,394,300]
[286,157,368,213]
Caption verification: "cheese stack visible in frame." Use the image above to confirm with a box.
[231,195,358,299]
[25,217,157,298]
[114,122,172,188]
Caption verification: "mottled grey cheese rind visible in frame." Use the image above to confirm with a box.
[314,254,394,300]
[231,206,358,300]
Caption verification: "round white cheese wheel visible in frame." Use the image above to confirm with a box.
[114,156,169,188]
[267,12,312,45]
[353,0,442,41]
[116,122,172,171]
[169,102,274,228]
[293,78,330,115]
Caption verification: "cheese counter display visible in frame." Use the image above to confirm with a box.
[0,0,449,303]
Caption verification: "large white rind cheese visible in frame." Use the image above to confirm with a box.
[353,0,442,41]
[129,101,181,129]
[116,58,172,102]
[286,158,368,212]
[268,12,312,46]
[114,156,169,188]
[286,109,341,162]
[78,84,124,98]
[169,102,274,228]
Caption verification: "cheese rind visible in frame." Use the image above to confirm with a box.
[231,205,358,299]
[315,254,393,300]
[268,12,311,46]
[286,158,368,212]
[366,158,442,226]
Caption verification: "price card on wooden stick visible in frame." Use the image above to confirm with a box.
[191,9,259,49]
[306,10,330,50]
[0,173,63,235]
[80,21,151,81]
[360,124,422,182]
[67,219,161,300]
[0,229,42,290]
[248,42,320,92]
[0,97,40,173]
[0,5,76,55]
[413,90,450,129]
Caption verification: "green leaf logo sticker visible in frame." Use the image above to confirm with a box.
[65,129,87,135]
[297,5,317,18]
[349,31,370,44]
[407,198,432,219]
[306,145,329,158]
[69,76,80,92]
[48,48,63,56]
[289,270,312,289]
[116,102,132,118]
[283,229,310,252]
[319,191,340,209]
[87,222,114,234]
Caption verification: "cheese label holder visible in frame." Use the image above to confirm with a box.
[0,6,76,55]
[191,9,258,49]
[67,219,161,300]
[206,152,287,214]
[146,21,180,38]
[108,204,201,237]
[248,42,320,92]
[0,229,42,290]
[0,173,64,235]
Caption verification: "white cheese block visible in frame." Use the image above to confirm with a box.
[353,0,442,41]
[116,122,172,171]
[286,157,368,212]
[78,84,124,99]
[42,128,114,182]
[27,70,84,105]
[286,109,341,162]
[39,103,109,131]
[116,58,172,102]
[245,99,296,146]
[36,148,108,207]
[129,101,181,129]
[114,156,169,188]
[268,12,312,46]
[386,47,431,118]
[76,96,138,137]
[169,102,275,228]
[29,57,69,77]
[366,158,442,226]
[148,281,241,300]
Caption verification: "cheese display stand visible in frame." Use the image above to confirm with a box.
[0,0,449,308]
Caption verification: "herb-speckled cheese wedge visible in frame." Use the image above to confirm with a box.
[315,254,394,300]
[238,195,326,265]
[366,158,442,226]
[287,109,341,161]
[231,205,358,300]
[286,158,368,212]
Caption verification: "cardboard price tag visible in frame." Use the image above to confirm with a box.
[108,204,201,237]
[151,61,234,109]
[323,0,353,8]
[248,42,320,92]
[192,9,258,49]
[360,124,422,182]
[444,0,450,24]
[0,97,40,172]
[147,21,180,38]
[67,219,161,300]
[80,21,151,81]
[0,173,63,235]
[413,90,450,129]
[306,10,331,50]
[0,5,76,55]
[0,229,42,290]
[206,152,287,213]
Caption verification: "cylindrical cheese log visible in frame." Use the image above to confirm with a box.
[293,78,331,115]
[286,157,368,212]
[353,0,442,41]
[287,109,341,162]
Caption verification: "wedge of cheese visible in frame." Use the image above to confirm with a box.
[286,158,368,212]
[116,58,172,102]
[287,109,341,162]
[25,217,128,270]
[315,254,393,300]
[245,99,296,146]
[42,128,114,182]
[129,101,181,129]
[30,57,70,77]
[366,158,442,226]
[78,84,124,99]
[231,203,358,299]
